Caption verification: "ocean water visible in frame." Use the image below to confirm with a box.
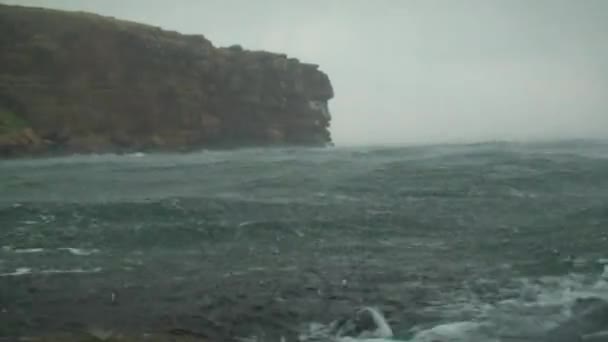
[1,140,607,341]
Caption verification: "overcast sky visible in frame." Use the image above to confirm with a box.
[3,0,608,145]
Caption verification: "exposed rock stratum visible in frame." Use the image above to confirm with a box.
[0,4,334,156]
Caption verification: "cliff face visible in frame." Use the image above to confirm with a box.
[0,4,334,156]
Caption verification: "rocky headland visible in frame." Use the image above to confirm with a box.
[0,4,334,157]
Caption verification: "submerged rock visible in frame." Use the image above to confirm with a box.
[0,4,334,157]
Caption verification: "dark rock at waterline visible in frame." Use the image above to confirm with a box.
[0,4,334,157]
[543,297,608,342]
[331,307,393,339]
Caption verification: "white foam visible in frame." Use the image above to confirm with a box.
[0,267,101,277]
[361,307,393,339]
[339,338,400,342]
[410,273,608,342]
[1,246,43,253]
[128,152,146,157]
[0,267,32,276]
[301,272,608,342]
[40,267,102,274]
[13,248,45,254]
[57,247,99,256]
[2,246,100,256]
[410,322,488,342]
[21,220,39,225]
[301,307,395,342]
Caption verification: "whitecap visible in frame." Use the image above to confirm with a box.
[40,267,102,274]
[0,267,101,277]
[129,152,146,157]
[2,246,46,254]
[0,267,32,277]
[13,248,45,254]
[238,220,257,228]
[339,338,400,342]
[410,322,489,342]
[21,220,39,225]
[301,307,395,342]
[57,247,100,256]
[301,273,608,342]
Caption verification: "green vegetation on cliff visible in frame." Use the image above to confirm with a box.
[0,4,334,156]
[0,109,28,134]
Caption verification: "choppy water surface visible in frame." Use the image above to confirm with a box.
[1,141,607,341]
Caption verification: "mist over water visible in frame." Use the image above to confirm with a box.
[3,0,607,145]
[1,1,608,340]
[2,141,608,340]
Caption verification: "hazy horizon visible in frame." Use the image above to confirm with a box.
[2,0,607,146]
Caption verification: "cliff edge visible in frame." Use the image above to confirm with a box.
[0,4,334,156]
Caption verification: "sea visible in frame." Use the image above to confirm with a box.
[1,140,607,341]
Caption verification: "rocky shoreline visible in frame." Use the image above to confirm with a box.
[0,4,334,157]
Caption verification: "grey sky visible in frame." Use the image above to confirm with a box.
[3,0,608,145]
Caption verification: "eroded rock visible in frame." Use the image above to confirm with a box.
[0,4,334,157]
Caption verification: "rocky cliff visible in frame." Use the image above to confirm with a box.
[0,4,334,157]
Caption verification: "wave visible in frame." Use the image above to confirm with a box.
[0,267,102,277]
[2,246,99,256]
[297,269,608,342]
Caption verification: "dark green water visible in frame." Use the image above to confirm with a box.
[1,141,607,341]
